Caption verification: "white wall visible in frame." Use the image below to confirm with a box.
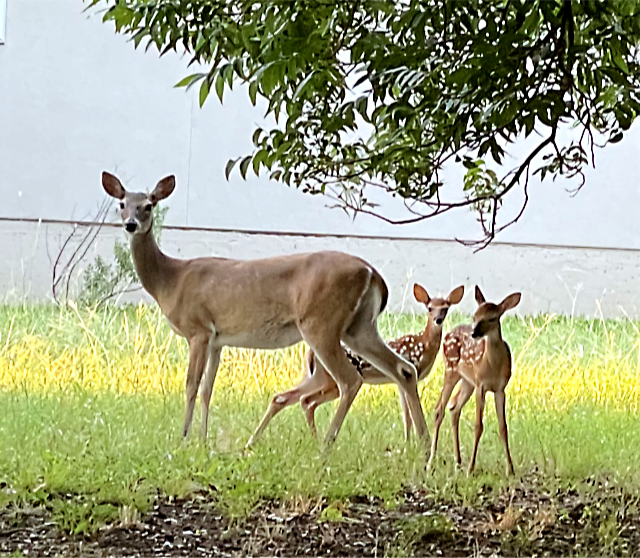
[0,0,639,315]
[5,219,638,318]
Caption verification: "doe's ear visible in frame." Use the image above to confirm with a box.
[447,285,465,305]
[474,285,486,306]
[413,283,430,304]
[102,172,125,200]
[150,175,176,203]
[499,292,521,314]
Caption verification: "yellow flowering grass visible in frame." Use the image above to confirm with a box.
[0,303,638,419]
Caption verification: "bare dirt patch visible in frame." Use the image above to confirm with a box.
[1,480,638,557]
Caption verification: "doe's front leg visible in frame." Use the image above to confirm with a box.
[182,335,209,439]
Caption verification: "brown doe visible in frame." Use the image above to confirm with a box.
[247,284,464,446]
[428,286,521,475]
[101,172,429,449]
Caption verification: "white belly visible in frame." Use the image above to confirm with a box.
[213,322,303,350]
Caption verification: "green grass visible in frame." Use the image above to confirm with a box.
[0,303,638,534]
[0,303,639,359]
[1,391,638,524]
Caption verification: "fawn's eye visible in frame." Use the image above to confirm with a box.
[118,202,125,210]
[144,204,153,212]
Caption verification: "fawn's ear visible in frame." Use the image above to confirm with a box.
[150,175,176,203]
[499,292,521,314]
[474,285,486,306]
[102,172,125,200]
[447,285,465,305]
[413,283,430,304]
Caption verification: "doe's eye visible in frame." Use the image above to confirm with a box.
[118,202,125,210]
[144,204,153,212]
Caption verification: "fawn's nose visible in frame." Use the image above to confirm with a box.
[435,318,444,325]
[124,220,138,233]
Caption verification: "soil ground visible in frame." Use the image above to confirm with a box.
[1,477,638,557]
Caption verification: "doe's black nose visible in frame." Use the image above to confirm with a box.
[125,220,138,233]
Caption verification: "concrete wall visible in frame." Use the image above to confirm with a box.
[6,218,638,318]
[0,1,639,315]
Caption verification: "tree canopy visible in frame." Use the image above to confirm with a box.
[87,0,640,245]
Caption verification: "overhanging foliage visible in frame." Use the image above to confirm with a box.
[87,0,640,245]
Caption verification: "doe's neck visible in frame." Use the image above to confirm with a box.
[129,228,177,302]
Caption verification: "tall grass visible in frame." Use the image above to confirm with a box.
[0,303,301,395]
[0,303,638,410]
[0,303,638,530]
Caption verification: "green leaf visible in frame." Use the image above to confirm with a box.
[174,73,206,90]
[239,156,252,180]
[195,31,206,52]
[521,4,541,34]
[225,158,239,180]
[292,71,315,102]
[613,51,629,74]
[249,81,259,106]
[215,73,225,103]
[252,128,264,146]
[199,79,210,108]
[252,149,268,175]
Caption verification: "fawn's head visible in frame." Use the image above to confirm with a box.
[413,284,464,327]
[471,286,521,339]
[102,172,175,236]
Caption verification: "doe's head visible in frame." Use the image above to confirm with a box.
[413,283,464,327]
[102,172,175,236]
[471,286,521,339]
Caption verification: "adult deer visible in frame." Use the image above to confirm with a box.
[428,286,521,475]
[247,284,464,446]
[101,172,428,448]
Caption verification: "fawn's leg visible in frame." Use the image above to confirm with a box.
[467,386,487,475]
[449,380,474,468]
[494,390,515,475]
[427,369,460,470]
